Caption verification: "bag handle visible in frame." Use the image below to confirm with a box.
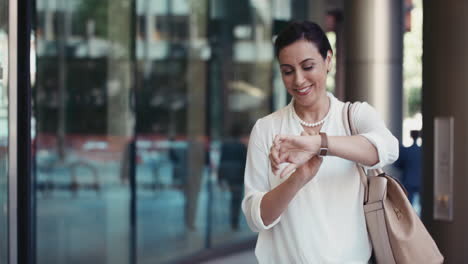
[344,103,409,200]
[343,102,384,204]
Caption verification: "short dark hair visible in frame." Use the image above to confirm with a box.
[274,21,332,60]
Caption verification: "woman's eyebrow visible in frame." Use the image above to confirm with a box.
[300,58,315,64]
[280,58,315,68]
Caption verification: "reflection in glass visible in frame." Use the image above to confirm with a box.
[208,0,275,246]
[35,0,133,263]
[218,125,247,231]
[32,0,305,262]
[0,0,8,261]
[135,0,209,262]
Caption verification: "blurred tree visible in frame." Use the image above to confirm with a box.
[407,86,421,117]
[403,0,422,118]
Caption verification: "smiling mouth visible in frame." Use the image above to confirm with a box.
[295,86,312,95]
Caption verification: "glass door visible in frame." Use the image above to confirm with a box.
[134,1,210,262]
[34,0,135,263]
[0,0,8,262]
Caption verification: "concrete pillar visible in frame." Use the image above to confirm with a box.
[422,1,468,262]
[184,0,208,237]
[105,1,134,263]
[344,0,404,140]
[44,10,54,41]
[333,11,346,101]
[107,0,134,138]
[308,0,327,28]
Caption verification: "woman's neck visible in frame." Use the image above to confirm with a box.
[294,93,330,123]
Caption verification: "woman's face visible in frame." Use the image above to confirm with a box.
[278,39,332,107]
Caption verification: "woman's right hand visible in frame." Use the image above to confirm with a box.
[270,131,322,179]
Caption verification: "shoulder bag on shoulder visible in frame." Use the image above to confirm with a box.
[344,102,444,264]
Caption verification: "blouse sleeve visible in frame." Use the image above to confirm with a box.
[352,102,399,169]
[241,119,281,232]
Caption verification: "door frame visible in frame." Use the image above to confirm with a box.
[8,0,18,262]
[9,0,34,263]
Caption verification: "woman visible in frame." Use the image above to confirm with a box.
[241,21,398,263]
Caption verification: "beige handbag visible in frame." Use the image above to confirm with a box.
[344,102,444,264]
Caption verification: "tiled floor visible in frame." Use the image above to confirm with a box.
[202,250,257,264]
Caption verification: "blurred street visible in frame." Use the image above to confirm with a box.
[34,147,254,263]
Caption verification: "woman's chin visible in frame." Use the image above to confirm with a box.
[293,89,327,106]
[293,94,316,105]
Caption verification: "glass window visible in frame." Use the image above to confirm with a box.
[208,0,273,246]
[135,0,210,262]
[34,0,134,263]
[0,0,8,262]
[33,0,304,262]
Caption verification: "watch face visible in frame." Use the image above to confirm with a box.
[319,148,328,157]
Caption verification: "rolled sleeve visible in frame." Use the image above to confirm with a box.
[244,191,281,232]
[241,120,281,232]
[353,103,399,169]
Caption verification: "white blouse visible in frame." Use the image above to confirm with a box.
[242,93,399,264]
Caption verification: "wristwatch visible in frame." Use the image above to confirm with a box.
[318,132,328,157]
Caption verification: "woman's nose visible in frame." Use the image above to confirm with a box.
[294,71,305,86]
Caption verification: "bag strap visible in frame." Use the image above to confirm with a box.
[343,102,384,204]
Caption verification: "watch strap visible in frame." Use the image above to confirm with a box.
[318,132,328,157]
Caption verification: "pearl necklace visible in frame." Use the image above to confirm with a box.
[293,104,331,128]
